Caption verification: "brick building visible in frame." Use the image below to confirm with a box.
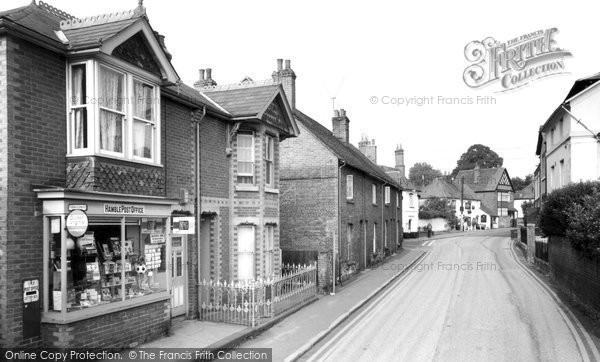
[271,61,402,290]
[195,73,299,283]
[0,0,232,348]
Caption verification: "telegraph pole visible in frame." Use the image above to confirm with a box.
[460,176,465,231]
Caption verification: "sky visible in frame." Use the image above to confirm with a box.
[5,0,599,179]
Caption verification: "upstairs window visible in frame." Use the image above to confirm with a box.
[67,60,160,164]
[372,184,377,205]
[409,193,415,208]
[385,186,391,204]
[237,133,255,185]
[346,175,354,200]
[265,135,275,187]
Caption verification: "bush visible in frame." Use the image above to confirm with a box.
[539,181,600,237]
[419,197,459,228]
[566,194,600,256]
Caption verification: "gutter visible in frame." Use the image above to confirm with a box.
[191,106,207,317]
[333,159,346,295]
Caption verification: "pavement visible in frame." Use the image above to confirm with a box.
[300,232,600,361]
[132,246,427,361]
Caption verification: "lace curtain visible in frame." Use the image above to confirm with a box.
[71,65,87,149]
[133,81,154,158]
[99,67,124,153]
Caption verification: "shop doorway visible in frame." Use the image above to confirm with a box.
[171,236,186,317]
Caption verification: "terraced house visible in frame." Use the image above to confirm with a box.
[0,0,298,348]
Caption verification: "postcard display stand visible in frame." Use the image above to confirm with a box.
[52,218,166,311]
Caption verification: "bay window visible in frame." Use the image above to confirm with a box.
[67,60,160,164]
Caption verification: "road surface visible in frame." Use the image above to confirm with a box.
[301,232,600,361]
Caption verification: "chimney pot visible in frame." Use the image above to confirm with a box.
[277,59,283,71]
[206,68,212,80]
[334,109,340,117]
[199,69,205,81]
[340,109,346,117]
[285,59,291,69]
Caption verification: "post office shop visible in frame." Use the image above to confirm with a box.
[35,188,180,348]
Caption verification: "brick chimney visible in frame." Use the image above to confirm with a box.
[193,68,217,90]
[358,134,377,164]
[272,59,296,109]
[332,109,350,143]
[395,144,405,178]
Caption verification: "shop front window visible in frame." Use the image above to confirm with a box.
[48,217,168,312]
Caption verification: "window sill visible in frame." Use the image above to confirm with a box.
[235,185,259,192]
[346,198,354,204]
[67,153,163,168]
[41,291,170,325]
[265,187,279,194]
[372,203,378,207]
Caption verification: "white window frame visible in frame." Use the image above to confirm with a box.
[409,193,414,208]
[372,184,377,205]
[237,132,255,185]
[66,59,161,165]
[131,77,158,162]
[346,175,354,200]
[384,186,391,204]
[265,135,275,188]
[396,192,400,208]
[237,225,255,281]
[265,225,275,277]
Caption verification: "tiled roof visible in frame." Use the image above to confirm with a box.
[380,165,420,191]
[293,109,400,188]
[455,167,508,192]
[62,18,139,49]
[0,1,70,45]
[162,83,231,116]
[420,177,478,200]
[479,204,496,217]
[514,182,534,200]
[202,85,280,118]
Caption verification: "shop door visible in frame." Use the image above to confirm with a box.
[171,236,186,317]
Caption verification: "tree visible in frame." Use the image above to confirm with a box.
[409,162,442,187]
[451,144,503,177]
[511,174,533,191]
[419,197,459,228]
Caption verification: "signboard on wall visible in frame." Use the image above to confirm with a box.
[66,209,88,237]
[173,217,195,234]
[103,204,146,215]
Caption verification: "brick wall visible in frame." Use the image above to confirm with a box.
[41,300,170,348]
[279,121,402,289]
[1,35,67,347]
[549,236,600,317]
[0,35,8,347]
[200,116,229,199]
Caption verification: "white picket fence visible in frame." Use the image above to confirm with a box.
[199,264,317,326]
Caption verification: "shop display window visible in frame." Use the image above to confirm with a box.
[48,217,168,312]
